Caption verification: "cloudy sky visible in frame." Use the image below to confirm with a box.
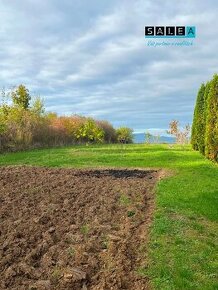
[0,0,217,134]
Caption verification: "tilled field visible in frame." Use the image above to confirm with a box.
[0,166,159,290]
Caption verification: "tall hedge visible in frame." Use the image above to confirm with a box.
[191,83,205,153]
[192,74,218,162]
[205,74,218,161]
[203,81,211,148]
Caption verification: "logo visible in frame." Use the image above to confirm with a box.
[145,26,196,38]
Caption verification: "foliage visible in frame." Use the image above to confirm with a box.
[116,127,133,143]
[205,74,218,161]
[96,120,117,143]
[0,85,120,151]
[76,118,104,144]
[0,110,7,134]
[167,120,190,144]
[0,110,7,151]
[31,97,45,115]
[11,84,31,109]
[191,74,218,161]
[191,83,205,153]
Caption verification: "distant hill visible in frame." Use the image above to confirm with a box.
[133,133,175,144]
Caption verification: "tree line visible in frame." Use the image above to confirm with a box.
[0,85,133,152]
[191,74,218,162]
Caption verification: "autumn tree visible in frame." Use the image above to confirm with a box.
[96,120,117,143]
[168,120,190,144]
[0,85,125,151]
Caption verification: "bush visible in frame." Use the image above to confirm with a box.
[116,127,133,144]
[76,118,104,144]
[96,120,117,143]
[0,85,132,152]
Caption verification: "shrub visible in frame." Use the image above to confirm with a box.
[0,85,130,151]
[76,118,104,144]
[96,120,117,143]
[116,127,133,144]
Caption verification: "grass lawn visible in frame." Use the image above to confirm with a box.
[0,144,217,289]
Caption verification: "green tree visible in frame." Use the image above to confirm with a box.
[11,85,31,109]
[205,74,218,161]
[202,81,211,153]
[191,83,206,153]
[116,127,133,144]
[31,97,45,115]
[145,132,152,144]
[76,118,104,143]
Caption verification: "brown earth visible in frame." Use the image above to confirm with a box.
[0,166,159,290]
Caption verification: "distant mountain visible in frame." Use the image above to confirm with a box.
[133,133,175,144]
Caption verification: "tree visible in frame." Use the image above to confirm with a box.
[76,118,104,144]
[96,120,117,143]
[0,109,7,151]
[203,81,211,150]
[116,127,133,144]
[191,83,206,153]
[31,97,45,115]
[145,132,152,144]
[205,74,218,161]
[11,85,31,109]
[168,120,190,144]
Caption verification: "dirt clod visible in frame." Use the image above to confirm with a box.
[0,166,159,290]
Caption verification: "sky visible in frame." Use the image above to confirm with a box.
[0,0,217,134]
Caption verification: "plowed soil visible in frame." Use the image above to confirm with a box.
[0,166,159,290]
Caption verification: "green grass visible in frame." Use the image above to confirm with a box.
[0,144,217,289]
